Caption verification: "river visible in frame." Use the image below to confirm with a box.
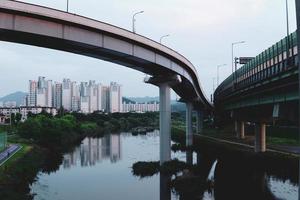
[30,130,298,200]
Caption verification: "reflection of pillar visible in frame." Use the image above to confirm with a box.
[159,83,171,164]
[160,173,171,200]
[234,120,238,138]
[255,122,266,152]
[197,152,201,166]
[196,111,203,134]
[186,150,193,165]
[237,121,245,139]
[186,102,193,147]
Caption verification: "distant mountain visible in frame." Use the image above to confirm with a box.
[0,91,27,106]
[171,102,186,112]
[122,97,136,104]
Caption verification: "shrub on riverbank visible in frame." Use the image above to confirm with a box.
[132,161,160,177]
[17,114,79,147]
[132,159,190,177]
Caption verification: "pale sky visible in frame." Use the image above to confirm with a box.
[0,0,297,99]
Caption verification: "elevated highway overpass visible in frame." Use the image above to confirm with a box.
[0,0,212,163]
[214,32,298,152]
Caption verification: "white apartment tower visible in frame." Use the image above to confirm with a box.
[101,86,110,113]
[80,96,89,114]
[46,80,53,107]
[71,82,80,112]
[53,83,62,109]
[97,84,103,111]
[28,80,37,106]
[62,79,72,110]
[36,88,46,106]
[109,82,122,113]
[88,81,98,113]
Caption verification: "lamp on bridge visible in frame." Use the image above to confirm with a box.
[231,41,245,73]
[160,34,170,44]
[231,41,246,88]
[66,0,69,12]
[132,11,144,33]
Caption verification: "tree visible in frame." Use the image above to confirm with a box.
[15,113,22,124]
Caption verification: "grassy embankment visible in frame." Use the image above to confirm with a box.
[200,124,299,147]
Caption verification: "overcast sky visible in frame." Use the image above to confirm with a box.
[0,0,297,99]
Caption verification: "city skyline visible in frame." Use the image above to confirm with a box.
[25,76,123,113]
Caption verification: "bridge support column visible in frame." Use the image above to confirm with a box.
[238,121,245,139]
[186,102,193,147]
[196,111,203,134]
[255,122,266,153]
[159,83,171,164]
[144,75,181,165]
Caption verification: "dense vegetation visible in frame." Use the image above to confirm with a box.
[15,112,159,148]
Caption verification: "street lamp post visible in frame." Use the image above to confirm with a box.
[160,34,170,44]
[212,77,216,93]
[132,11,144,33]
[231,41,245,87]
[67,0,69,12]
[217,64,226,86]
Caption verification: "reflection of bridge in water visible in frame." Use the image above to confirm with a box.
[63,134,121,168]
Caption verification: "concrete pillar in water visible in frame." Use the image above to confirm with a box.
[255,122,266,152]
[144,75,181,165]
[159,83,171,164]
[186,102,193,147]
[196,111,203,134]
[186,150,193,165]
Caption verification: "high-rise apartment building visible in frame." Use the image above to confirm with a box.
[71,82,80,112]
[80,96,89,114]
[53,82,62,109]
[62,79,71,110]
[109,82,122,113]
[101,86,110,113]
[28,80,37,106]
[36,88,46,106]
[46,80,52,107]
[88,81,98,113]
[97,84,103,111]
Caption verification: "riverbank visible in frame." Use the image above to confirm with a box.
[196,134,299,158]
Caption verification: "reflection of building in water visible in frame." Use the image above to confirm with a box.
[110,134,121,163]
[62,134,121,168]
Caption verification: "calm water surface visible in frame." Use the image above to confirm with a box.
[30,131,298,200]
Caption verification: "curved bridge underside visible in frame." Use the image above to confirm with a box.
[0,0,211,110]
